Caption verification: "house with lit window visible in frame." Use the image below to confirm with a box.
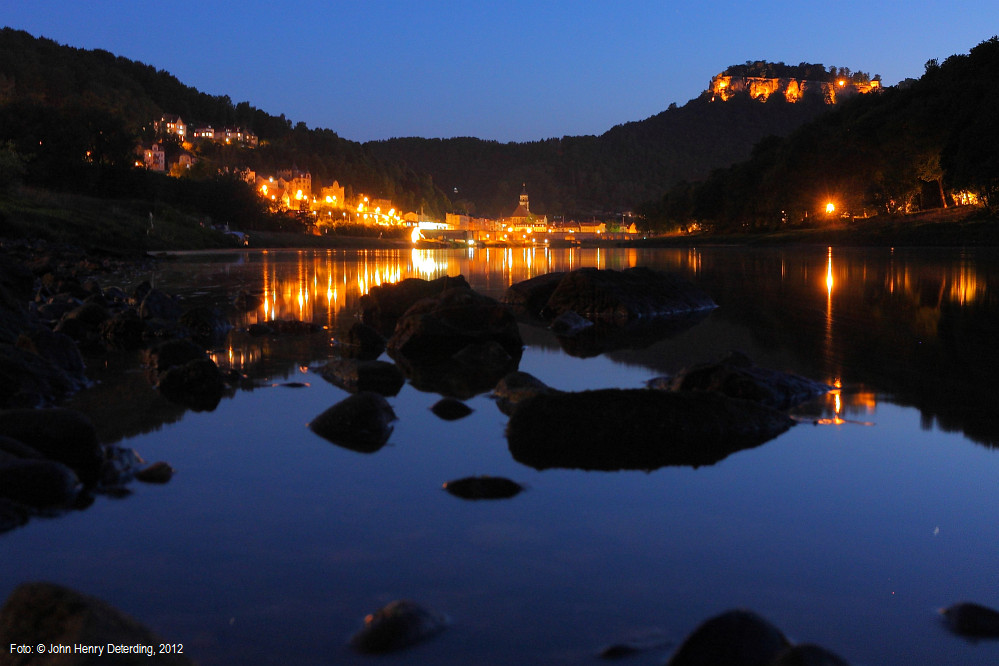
[156,114,187,140]
[137,143,166,171]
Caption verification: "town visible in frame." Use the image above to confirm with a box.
[138,114,640,245]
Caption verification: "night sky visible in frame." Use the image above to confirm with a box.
[5,0,997,143]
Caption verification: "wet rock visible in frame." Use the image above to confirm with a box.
[100,310,147,350]
[309,391,396,453]
[343,321,387,360]
[650,351,832,410]
[17,327,87,386]
[349,599,447,654]
[138,287,182,320]
[386,286,523,362]
[550,310,593,336]
[143,338,207,376]
[430,398,473,420]
[99,446,144,488]
[0,582,194,665]
[492,371,561,416]
[666,609,790,666]
[501,271,567,316]
[135,461,175,484]
[361,275,471,332]
[553,312,711,358]
[395,340,519,399]
[769,644,851,665]
[233,289,263,312]
[0,408,103,485]
[179,306,233,344]
[941,601,999,638]
[0,498,29,533]
[157,357,225,411]
[537,267,717,322]
[0,458,81,508]
[319,358,405,396]
[442,475,524,499]
[507,389,794,471]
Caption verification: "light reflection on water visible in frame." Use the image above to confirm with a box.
[5,246,999,665]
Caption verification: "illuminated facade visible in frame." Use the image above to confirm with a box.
[709,75,881,103]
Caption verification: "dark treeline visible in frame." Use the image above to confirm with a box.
[722,60,878,83]
[365,91,832,219]
[640,37,999,234]
[0,28,450,223]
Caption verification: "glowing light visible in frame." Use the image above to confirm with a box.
[825,202,835,214]
[296,190,303,200]
[410,227,422,244]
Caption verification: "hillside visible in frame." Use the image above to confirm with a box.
[640,37,999,233]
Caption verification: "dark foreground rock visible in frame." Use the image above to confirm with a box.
[308,391,397,453]
[349,599,447,654]
[666,609,790,666]
[0,407,103,485]
[940,601,999,638]
[505,267,716,322]
[430,398,473,420]
[442,475,524,500]
[507,389,794,471]
[770,644,851,665]
[491,371,561,416]
[395,339,520,399]
[650,351,832,410]
[0,582,193,665]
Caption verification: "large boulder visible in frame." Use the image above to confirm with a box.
[501,271,567,316]
[666,609,790,666]
[507,388,794,471]
[360,275,471,332]
[0,582,193,665]
[650,351,831,410]
[0,457,81,509]
[387,287,522,362]
[530,267,716,322]
[349,599,447,654]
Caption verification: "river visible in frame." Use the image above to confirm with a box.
[3,245,999,665]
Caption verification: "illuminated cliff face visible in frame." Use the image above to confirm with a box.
[709,75,880,103]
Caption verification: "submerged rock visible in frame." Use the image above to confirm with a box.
[430,398,473,420]
[319,358,405,396]
[134,461,175,484]
[769,644,851,665]
[308,391,397,453]
[395,339,520,400]
[491,371,561,416]
[941,601,999,638]
[666,609,790,666]
[157,357,226,412]
[442,475,524,500]
[349,599,447,654]
[507,389,794,471]
[650,351,831,410]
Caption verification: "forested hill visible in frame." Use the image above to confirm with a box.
[0,28,450,217]
[639,36,999,233]
[365,84,834,219]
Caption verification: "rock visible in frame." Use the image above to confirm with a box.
[100,310,147,350]
[0,342,86,409]
[0,408,103,485]
[157,357,225,411]
[349,599,447,654]
[99,446,144,488]
[386,286,523,362]
[233,289,263,312]
[501,271,567,316]
[492,371,561,416]
[143,338,207,376]
[308,391,397,453]
[507,389,794,471]
[248,319,322,336]
[0,582,193,665]
[0,458,81,508]
[138,287,182,320]
[442,475,524,499]
[769,644,851,665]
[666,609,790,666]
[542,267,717,322]
[550,310,593,336]
[650,351,831,410]
[16,327,87,386]
[941,601,999,638]
[360,275,471,332]
[552,312,711,358]
[395,340,519,399]
[430,398,473,420]
[319,358,405,396]
[134,461,175,484]
[179,306,232,344]
[0,498,29,533]
[343,321,387,360]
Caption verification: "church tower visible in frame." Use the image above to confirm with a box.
[518,184,530,214]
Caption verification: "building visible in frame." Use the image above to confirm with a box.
[137,143,166,171]
[156,114,187,140]
[503,185,548,233]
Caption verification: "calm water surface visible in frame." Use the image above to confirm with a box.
[4,246,999,665]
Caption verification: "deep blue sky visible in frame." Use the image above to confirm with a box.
[5,1,997,143]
